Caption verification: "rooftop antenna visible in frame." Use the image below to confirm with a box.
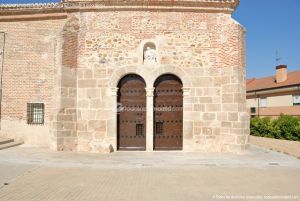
[275,50,282,66]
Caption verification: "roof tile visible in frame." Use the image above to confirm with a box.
[246,70,300,91]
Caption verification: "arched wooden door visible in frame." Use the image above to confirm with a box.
[117,74,146,150]
[153,74,183,150]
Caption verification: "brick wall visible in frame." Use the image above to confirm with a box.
[0,18,66,146]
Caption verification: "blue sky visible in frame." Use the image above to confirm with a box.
[233,0,300,78]
[1,0,300,78]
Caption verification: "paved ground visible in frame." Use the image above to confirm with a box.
[0,145,299,201]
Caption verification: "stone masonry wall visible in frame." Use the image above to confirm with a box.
[75,11,248,152]
[51,15,79,151]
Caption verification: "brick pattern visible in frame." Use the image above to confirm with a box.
[0,19,65,146]
[0,21,60,120]
[62,16,79,69]
[0,32,4,104]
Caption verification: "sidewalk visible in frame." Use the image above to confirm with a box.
[0,145,299,201]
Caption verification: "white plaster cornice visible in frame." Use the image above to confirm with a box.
[0,0,239,15]
[0,3,61,10]
[0,3,62,12]
[0,3,64,18]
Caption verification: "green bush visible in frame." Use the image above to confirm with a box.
[250,115,300,141]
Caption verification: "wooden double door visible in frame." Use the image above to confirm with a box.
[153,74,183,150]
[117,74,183,151]
[117,74,146,150]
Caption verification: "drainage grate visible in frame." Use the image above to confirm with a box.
[203,163,217,166]
[269,162,279,166]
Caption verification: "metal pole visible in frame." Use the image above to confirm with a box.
[257,94,260,118]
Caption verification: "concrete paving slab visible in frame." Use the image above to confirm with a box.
[0,145,299,201]
[0,164,38,187]
[0,145,299,169]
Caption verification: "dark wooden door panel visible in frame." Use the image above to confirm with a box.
[117,74,146,150]
[154,75,183,150]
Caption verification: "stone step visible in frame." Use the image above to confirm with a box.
[0,141,23,150]
[0,138,14,145]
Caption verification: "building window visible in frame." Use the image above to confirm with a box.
[293,95,300,105]
[259,97,267,107]
[156,122,163,135]
[250,107,256,114]
[136,124,144,136]
[27,103,44,125]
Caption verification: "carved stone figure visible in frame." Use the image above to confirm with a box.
[144,46,157,63]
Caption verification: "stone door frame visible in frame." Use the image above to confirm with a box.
[108,65,191,151]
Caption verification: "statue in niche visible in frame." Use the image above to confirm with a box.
[143,46,157,63]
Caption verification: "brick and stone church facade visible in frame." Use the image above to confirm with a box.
[0,0,249,153]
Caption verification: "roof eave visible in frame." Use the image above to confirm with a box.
[0,0,239,15]
[247,83,300,94]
